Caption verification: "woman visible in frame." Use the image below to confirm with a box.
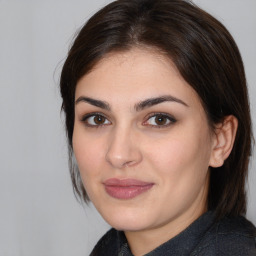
[60,0,256,255]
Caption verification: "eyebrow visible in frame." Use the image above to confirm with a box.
[75,95,188,111]
[75,96,111,111]
[135,95,188,111]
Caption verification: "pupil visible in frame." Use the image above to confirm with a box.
[94,115,105,124]
[156,115,166,125]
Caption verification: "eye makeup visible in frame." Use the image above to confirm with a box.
[80,111,177,129]
[80,112,111,128]
[143,112,177,129]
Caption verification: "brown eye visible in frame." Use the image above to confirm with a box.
[145,113,176,128]
[155,115,169,125]
[83,114,111,127]
[94,115,106,125]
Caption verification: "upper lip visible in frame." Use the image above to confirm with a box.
[103,178,154,187]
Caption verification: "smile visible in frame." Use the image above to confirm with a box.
[103,178,154,200]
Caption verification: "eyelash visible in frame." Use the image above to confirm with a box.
[81,112,111,128]
[143,112,177,128]
[80,112,177,128]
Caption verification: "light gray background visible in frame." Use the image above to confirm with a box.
[0,0,255,255]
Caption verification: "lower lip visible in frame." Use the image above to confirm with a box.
[104,184,154,200]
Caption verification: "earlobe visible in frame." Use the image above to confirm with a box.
[209,115,238,168]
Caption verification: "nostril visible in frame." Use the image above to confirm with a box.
[105,147,143,169]
[122,160,136,167]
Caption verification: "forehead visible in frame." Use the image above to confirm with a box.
[75,48,202,109]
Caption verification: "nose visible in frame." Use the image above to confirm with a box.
[105,126,142,169]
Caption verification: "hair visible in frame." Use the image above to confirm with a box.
[60,0,253,220]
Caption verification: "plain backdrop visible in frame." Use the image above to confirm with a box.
[0,0,255,255]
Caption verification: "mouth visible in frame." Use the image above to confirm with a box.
[103,178,154,200]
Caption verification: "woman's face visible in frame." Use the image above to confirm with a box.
[73,48,216,234]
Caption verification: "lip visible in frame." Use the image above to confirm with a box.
[103,178,154,200]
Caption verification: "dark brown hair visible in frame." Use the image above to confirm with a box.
[60,0,252,219]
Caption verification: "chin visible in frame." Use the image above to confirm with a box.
[99,206,153,231]
[109,219,149,232]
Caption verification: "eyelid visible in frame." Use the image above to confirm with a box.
[80,112,111,127]
[142,112,177,128]
[80,112,176,129]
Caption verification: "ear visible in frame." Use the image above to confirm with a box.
[209,115,238,168]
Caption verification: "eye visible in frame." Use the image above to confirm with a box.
[144,113,176,128]
[81,113,111,127]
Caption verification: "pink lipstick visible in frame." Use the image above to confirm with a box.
[103,178,154,199]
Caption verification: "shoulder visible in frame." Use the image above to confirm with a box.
[216,216,256,255]
[192,215,256,256]
[89,228,119,256]
[217,215,256,237]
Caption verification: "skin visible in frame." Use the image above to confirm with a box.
[72,48,231,255]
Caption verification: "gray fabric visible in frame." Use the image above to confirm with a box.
[90,211,256,256]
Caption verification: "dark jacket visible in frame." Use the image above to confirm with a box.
[90,211,256,256]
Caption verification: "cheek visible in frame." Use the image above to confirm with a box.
[72,127,105,181]
[145,126,212,179]
[72,132,108,202]
[146,128,212,210]
[147,140,185,171]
